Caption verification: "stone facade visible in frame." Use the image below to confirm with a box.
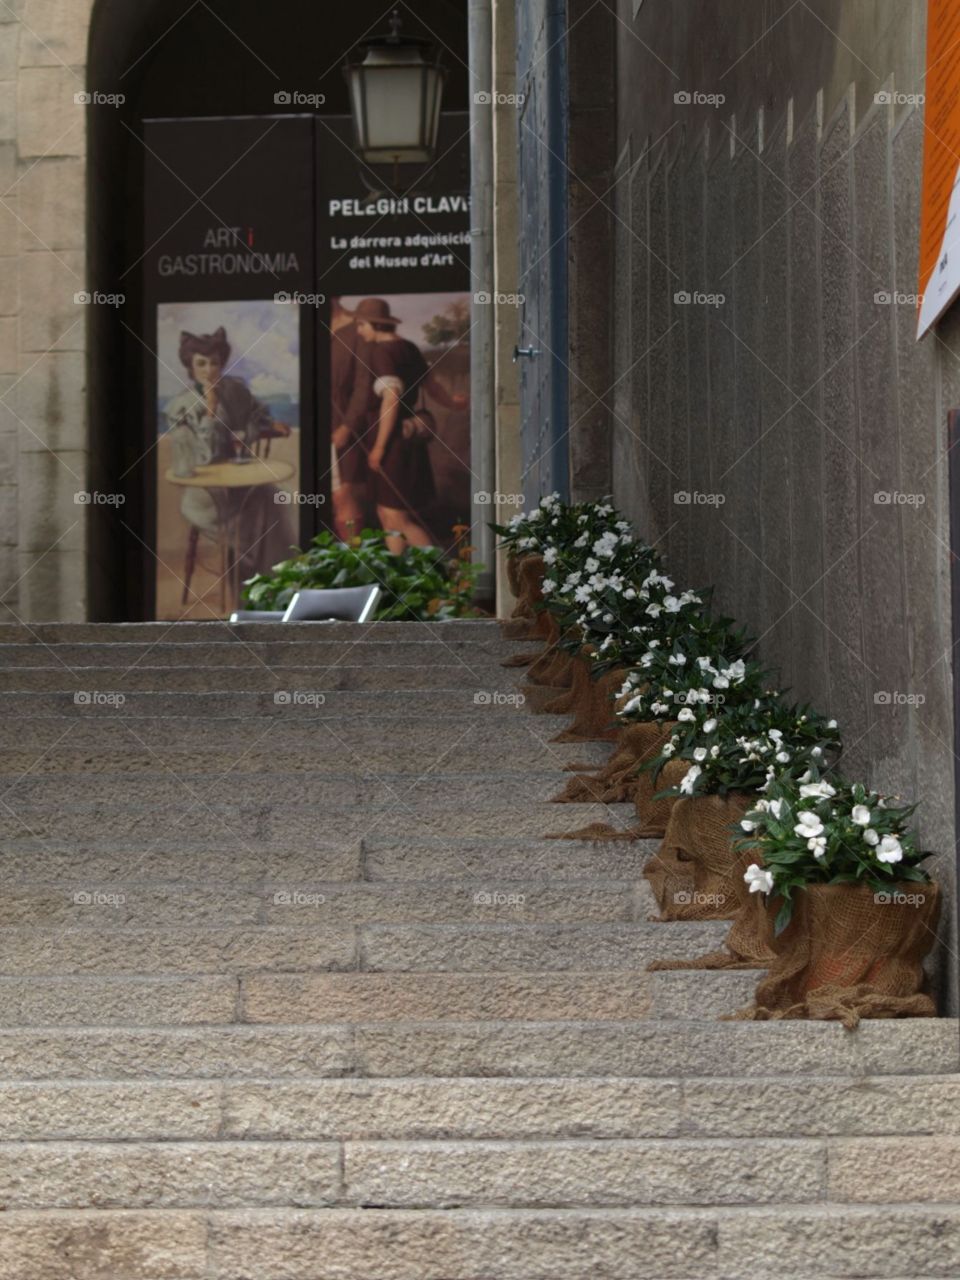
[604,0,958,1001]
[0,0,92,622]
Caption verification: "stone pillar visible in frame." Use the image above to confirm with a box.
[491,0,521,615]
[4,0,92,621]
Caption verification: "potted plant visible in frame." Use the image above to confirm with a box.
[733,770,940,1025]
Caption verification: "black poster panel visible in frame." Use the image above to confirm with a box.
[316,114,473,554]
[143,115,316,620]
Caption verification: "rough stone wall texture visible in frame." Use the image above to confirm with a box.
[610,0,958,1004]
[0,0,93,622]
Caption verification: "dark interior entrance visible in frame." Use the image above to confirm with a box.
[86,0,469,620]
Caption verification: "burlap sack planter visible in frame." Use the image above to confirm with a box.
[540,652,593,717]
[736,881,941,1029]
[631,757,690,839]
[523,620,579,689]
[553,721,676,804]
[551,666,627,744]
[501,554,551,647]
[644,793,754,923]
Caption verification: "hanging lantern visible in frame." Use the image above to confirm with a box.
[343,8,447,170]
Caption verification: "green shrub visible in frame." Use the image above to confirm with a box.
[242,528,483,621]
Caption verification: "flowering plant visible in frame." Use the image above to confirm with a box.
[736,769,930,930]
[650,696,841,799]
[616,641,766,726]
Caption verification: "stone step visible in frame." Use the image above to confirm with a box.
[0,799,637,843]
[3,1074,959,1143]
[0,714,585,753]
[0,770,580,810]
[647,969,760,1019]
[343,1133,960,1208]
[240,971,652,1024]
[0,1140,344,1209]
[0,690,553,720]
[0,739,609,777]
[0,1204,957,1278]
[5,1132,959,1210]
[0,1020,952,1081]
[0,639,528,669]
[0,975,240,1027]
[363,836,657,881]
[0,921,719,976]
[0,879,648,927]
[0,834,642,885]
[0,663,519,693]
[0,970,651,1028]
[0,620,515,645]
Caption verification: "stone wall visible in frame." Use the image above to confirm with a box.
[609,0,958,1002]
[0,0,92,622]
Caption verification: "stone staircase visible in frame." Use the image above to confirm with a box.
[0,617,957,1279]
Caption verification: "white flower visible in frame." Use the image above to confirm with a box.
[662,741,676,757]
[679,765,701,795]
[807,835,827,858]
[543,546,558,565]
[584,557,599,573]
[713,675,730,689]
[863,828,879,846]
[744,863,775,895]
[768,729,783,743]
[800,781,836,799]
[768,798,784,820]
[677,708,695,723]
[794,811,824,839]
[851,804,872,826]
[702,718,717,734]
[542,579,555,594]
[693,747,708,762]
[775,751,791,764]
[710,745,720,758]
[663,596,682,613]
[624,588,636,600]
[740,818,756,833]
[668,653,687,666]
[877,835,904,865]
